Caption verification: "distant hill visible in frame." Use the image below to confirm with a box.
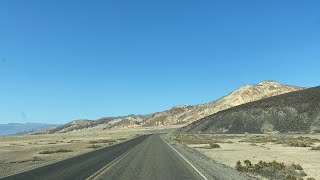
[32,80,304,134]
[31,114,150,134]
[0,123,59,135]
[178,86,320,134]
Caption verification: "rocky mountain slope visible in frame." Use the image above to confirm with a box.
[32,81,304,134]
[144,80,303,126]
[178,86,320,134]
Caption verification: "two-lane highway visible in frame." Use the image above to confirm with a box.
[3,135,205,180]
[96,135,205,180]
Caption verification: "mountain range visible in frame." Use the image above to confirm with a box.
[178,86,320,134]
[31,80,304,134]
[0,123,59,135]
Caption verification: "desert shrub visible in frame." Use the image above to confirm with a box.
[291,163,303,170]
[172,134,230,145]
[235,161,245,171]
[39,149,73,154]
[39,151,53,154]
[87,144,102,149]
[297,170,307,176]
[310,145,320,151]
[259,167,283,179]
[32,157,43,161]
[56,149,72,153]
[235,160,307,179]
[284,174,297,180]
[89,139,116,144]
[241,136,319,147]
[285,141,310,147]
[244,160,252,167]
[209,142,221,148]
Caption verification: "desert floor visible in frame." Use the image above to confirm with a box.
[176,134,320,180]
[0,125,182,178]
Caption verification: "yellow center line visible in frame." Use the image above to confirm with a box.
[86,146,136,180]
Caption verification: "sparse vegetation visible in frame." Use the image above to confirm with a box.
[172,134,227,149]
[89,139,116,144]
[235,160,308,179]
[171,134,231,145]
[172,134,320,149]
[0,129,140,178]
[310,145,320,151]
[291,163,303,170]
[170,133,320,178]
[240,136,320,147]
[87,144,102,149]
[5,157,43,164]
[39,149,73,154]
[209,142,221,149]
[68,140,82,143]
[32,156,43,161]
[202,142,221,149]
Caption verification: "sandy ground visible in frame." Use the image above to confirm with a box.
[0,125,182,178]
[185,134,320,180]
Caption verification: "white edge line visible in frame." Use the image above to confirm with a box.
[163,139,208,180]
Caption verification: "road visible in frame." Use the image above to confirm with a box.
[3,135,205,180]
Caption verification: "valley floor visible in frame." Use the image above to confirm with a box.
[0,125,182,178]
[2,127,320,180]
[172,133,320,180]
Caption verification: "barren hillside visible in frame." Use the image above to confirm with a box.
[144,80,303,126]
[178,86,320,134]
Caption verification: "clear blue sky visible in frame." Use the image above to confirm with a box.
[0,0,319,124]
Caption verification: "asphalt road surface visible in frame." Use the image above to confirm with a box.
[2,135,206,180]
